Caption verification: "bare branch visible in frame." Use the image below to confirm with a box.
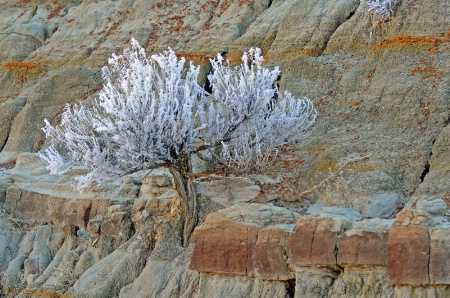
[298,154,371,198]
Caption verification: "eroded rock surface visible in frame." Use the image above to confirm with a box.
[1,0,450,297]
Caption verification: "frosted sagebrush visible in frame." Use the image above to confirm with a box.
[366,0,399,20]
[41,39,317,243]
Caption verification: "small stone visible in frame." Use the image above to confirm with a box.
[416,196,447,216]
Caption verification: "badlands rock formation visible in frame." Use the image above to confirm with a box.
[0,0,449,297]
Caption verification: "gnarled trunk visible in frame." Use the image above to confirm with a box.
[169,155,197,246]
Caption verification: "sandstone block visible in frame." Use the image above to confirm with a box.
[338,219,392,266]
[191,204,300,279]
[290,215,351,267]
[388,210,431,285]
[4,187,112,228]
[191,220,258,276]
[253,226,294,280]
[101,212,132,239]
[429,227,450,285]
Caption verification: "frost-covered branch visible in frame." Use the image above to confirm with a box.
[41,40,317,190]
[365,0,399,20]
[197,48,317,172]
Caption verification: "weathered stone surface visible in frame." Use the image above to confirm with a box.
[196,178,260,207]
[0,0,449,296]
[429,227,450,285]
[253,226,294,280]
[68,241,147,298]
[394,285,450,298]
[290,214,351,267]
[338,219,392,266]
[294,267,338,298]
[332,266,394,298]
[2,230,36,294]
[388,209,432,285]
[264,0,360,57]
[196,274,291,298]
[4,187,112,228]
[192,219,258,276]
[22,225,64,286]
[0,218,22,271]
[417,124,450,197]
[120,259,200,298]
[416,196,448,216]
[191,204,299,279]
[121,247,291,298]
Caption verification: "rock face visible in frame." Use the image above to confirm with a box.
[191,204,298,280]
[0,0,450,297]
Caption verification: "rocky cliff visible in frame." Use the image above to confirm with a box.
[0,0,449,297]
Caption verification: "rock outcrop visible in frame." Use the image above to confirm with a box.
[0,0,449,297]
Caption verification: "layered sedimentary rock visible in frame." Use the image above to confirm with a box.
[0,0,450,297]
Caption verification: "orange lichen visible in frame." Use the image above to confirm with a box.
[176,53,212,61]
[372,35,446,54]
[365,67,377,82]
[3,61,47,85]
[106,22,119,36]
[348,100,362,108]
[410,66,443,79]
[336,111,350,120]
[47,3,64,19]
[106,12,129,36]
[301,48,320,57]
[420,106,431,117]
[17,289,76,298]
[3,61,47,74]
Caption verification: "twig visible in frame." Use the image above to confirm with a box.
[189,173,250,182]
[7,217,27,232]
[298,154,371,198]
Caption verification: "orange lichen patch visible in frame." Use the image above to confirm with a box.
[442,191,450,209]
[218,0,232,16]
[201,23,215,31]
[372,35,446,54]
[238,0,254,8]
[348,100,362,108]
[177,53,210,60]
[47,2,64,19]
[106,22,119,36]
[3,61,47,74]
[301,48,320,57]
[444,30,450,41]
[336,111,350,120]
[78,85,103,101]
[0,94,19,104]
[3,61,47,85]
[420,106,431,117]
[18,289,76,298]
[410,66,443,79]
[366,67,377,82]
[106,11,129,36]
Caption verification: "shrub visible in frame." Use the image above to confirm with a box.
[365,0,399,20]
[40,39,317,243]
